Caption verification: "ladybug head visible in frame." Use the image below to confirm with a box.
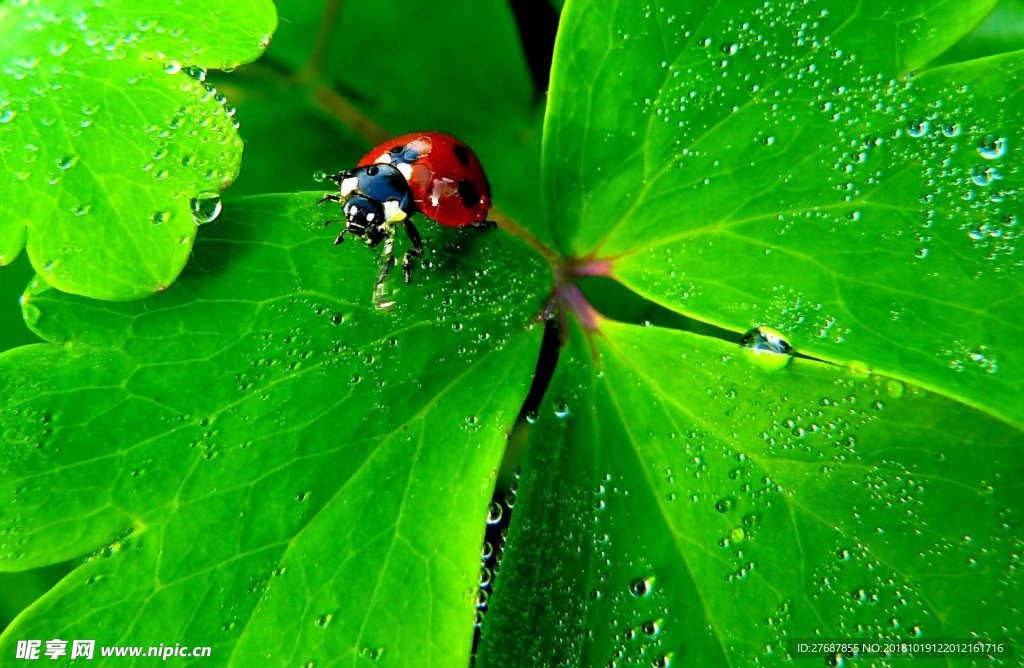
[343,194,387,245]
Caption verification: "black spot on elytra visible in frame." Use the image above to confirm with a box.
[366,165,379,176]
[458,179,481,208]
[390,145,404,153]
[453,144,471,166]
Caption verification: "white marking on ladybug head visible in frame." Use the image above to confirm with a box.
[366,212,375,222]
[397,163,413,181]
[375,153,391,164]
[383,200,407,223]
[340,177,358,197]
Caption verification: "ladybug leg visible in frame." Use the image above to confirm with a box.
[317,193,342,205]
[400,220,425,284]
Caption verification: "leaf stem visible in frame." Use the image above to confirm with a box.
[311,85,390,147]
[306,0,344,80]
[489,209,559,265]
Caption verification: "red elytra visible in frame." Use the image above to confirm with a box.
[357,132,492,228]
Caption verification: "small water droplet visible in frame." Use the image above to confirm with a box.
[486,502,502,525]
[906,119,929,138]
[977,135,1007,160]
[189,191,222,224]
[553,399,570,419]
[359,647,384,661]
[151,210,170,225]
[314,613,333,627]
[629,576,652,598]
[885,379,904,398]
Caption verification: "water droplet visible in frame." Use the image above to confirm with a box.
[977,135,1007,160]
[553,399,570,419]
[57,155,77,170]
[0,108,15,123]
[629,576,652,598]
[359,647,384,661]
[191,192,222,224]
[641,619,662,637]
[183,65,207,81]
[314,613,333,627]
[486,502,502,525]
[740,327,793,370]
[715,497,735,513]
[906,119,929,138]
[151,210,170,225]
[971,166,1001,187]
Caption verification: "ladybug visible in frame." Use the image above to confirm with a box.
[318,132,493,303]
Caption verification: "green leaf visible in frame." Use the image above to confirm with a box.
[480,319,1023,666]
[218,0,546,227]
[0,194,547,665]
[0,0,277,300]
[933,0,1024,66]
[542,0,1024,428]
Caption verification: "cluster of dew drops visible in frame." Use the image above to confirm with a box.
[0,7,239,263]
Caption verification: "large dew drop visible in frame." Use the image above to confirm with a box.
[189,191,222,224]
[977,135,1007,160]
[740,326,794,370]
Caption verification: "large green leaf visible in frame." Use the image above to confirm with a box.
[0,194,547,665]
[0,0,276,300]
[542,0,1023,428]
[480,318,1023,666]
